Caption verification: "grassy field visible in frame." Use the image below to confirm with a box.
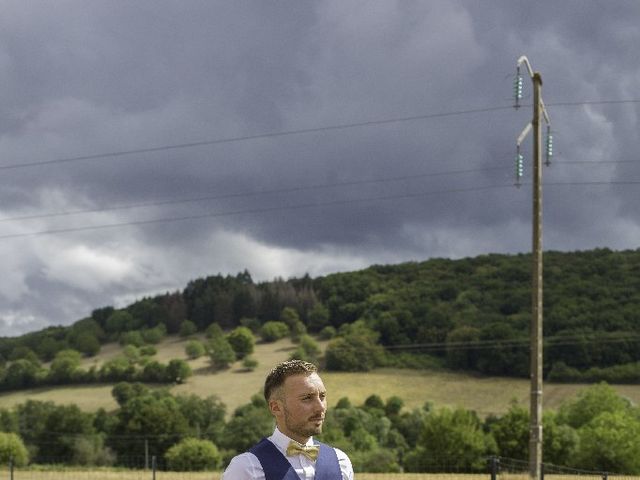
[1,335,639,416]
[6,471,639,480]
[2,472,492,480]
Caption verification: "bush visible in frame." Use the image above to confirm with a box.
[208,336,236,370]
[226,327,255,359]
[185,340,206,359]
[242,356,258,371]
[319,326,337,340]
[289,335,321,363]
[259,321,290,342]
[119,331,145,347]
[205,323,224,339]
[179,320,198,337]
[70,435,115,466]
[166,359,192,383]
[325,331,385,372]
[0,432,29,466]
[164,438,222,471]
[141,325,166,344]
[140,345,157,357]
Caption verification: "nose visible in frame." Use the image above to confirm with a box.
[314,396,326,413]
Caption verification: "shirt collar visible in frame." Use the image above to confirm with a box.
[271,426,315,451]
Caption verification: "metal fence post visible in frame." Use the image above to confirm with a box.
[152,455,157,480]
[489,455,500,480]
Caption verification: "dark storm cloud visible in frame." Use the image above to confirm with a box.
[1,0,639,335]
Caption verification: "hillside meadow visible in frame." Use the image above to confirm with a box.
[1,335,639,416]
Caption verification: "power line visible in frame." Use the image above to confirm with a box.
[0,105,512,171]
[2,98,638,172]
[0,183,513,240]
[1,178,638,240]
[0,166,504,224]
[2,153,637,226]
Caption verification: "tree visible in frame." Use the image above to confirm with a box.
[105,310,138,335]
[574,410,640,473]
[166,359,192,383]
[259,321,289,342]
[141,361,167,382]
[48,349,82,384]
[165,438,222,471]
[242,356,259,371]
[557,382,631,429]
[489,401,528,459]
[221,396,273,453]
[206,323,225,339]
[446,326,481,370]
[280,306,301,327]
[405,407,492,472]
[0,432,29,466]
[325,324,385,371]
[4,359,42,390]
[70,434,115,466]
[226,326,255,359]
[110,392,190,460]
[308,303,330,332]
[208,336,236,370]
[141,324,166,344]
[174,394,227,445]
[70,332,101,357]
[179,320,198,337]
[185,340,206,359]
[289,335,321,363]
[119,331,145,347]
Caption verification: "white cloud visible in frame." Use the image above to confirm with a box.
[44,244,134,291]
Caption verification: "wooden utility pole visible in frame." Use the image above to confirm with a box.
[514,56,551,480]
[529,71,543,480]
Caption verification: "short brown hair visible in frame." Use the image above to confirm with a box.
[264,360,318,401]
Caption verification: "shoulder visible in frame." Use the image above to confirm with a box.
[331,446,355,480]
[222,452,263,480]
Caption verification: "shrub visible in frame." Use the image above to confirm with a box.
[319,326,337,340]
[0,432,29,466]
[208,336,236,370]
[179,320,198,337]
[119,331,145,347]
[242,356,258,371]
[185,340,206,359]
[141,325,166,344]
[164,438,222,471]
[259,321,289,342]
[226,327,255,359]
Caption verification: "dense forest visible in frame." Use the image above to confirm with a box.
[1,383,639,473]
[2,248,640,388]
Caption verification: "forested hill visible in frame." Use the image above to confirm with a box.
[3,247,640,381]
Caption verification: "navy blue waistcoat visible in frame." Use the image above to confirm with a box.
[248,438,342,480]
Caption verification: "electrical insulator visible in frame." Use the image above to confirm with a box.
[516,153,524,179]
[546,134,553,158]
[514,75,524,100]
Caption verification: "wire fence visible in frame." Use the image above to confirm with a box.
[1,457,639,480]
[492,457,640,480]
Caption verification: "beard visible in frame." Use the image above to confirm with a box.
[283,407,324,439]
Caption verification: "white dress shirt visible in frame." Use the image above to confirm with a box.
[221,427,354,480]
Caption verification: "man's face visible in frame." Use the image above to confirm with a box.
[270,372,327,444]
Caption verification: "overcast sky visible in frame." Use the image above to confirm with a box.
[1,1,639,336]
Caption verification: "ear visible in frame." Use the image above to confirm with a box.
[269,398,283,417]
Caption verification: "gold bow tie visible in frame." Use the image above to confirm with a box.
[286,441,320,461]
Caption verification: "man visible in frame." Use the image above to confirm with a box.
[222,359,354,480]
